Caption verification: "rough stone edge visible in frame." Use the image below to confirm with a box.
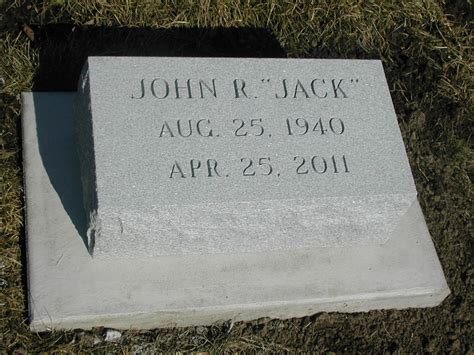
[74,59,100,255]
[92,192,418,258]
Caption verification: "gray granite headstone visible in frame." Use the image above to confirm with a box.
[75,57,417,258]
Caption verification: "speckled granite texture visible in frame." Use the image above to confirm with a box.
[75,57,417,258]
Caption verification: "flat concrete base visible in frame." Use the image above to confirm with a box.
[22,92,449,332]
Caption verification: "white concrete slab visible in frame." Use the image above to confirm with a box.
[22,92,449,331]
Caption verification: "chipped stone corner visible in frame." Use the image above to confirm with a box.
[86,210,100,256]
[79,67,89,93]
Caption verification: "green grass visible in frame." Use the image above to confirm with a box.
[0,0,472,352]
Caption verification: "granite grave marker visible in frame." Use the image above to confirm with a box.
[75,57,417,258]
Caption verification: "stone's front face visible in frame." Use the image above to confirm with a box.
[75,57,417,258]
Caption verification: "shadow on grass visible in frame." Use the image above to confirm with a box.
[32,25,286,91]
[30,25,286,247]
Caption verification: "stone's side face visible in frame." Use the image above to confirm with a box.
[75,57,417,258]
[75,62,98,253]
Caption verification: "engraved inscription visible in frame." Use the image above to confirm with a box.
[169,159,224,178]
[131,77,360,100]
[128,76,361,180]
[158,120,215,138]
[286,117,345,136]
[132,78,218,99]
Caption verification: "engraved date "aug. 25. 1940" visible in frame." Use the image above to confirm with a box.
[157,117,346,138]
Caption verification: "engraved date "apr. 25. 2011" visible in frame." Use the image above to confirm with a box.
[168,155,349,179]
